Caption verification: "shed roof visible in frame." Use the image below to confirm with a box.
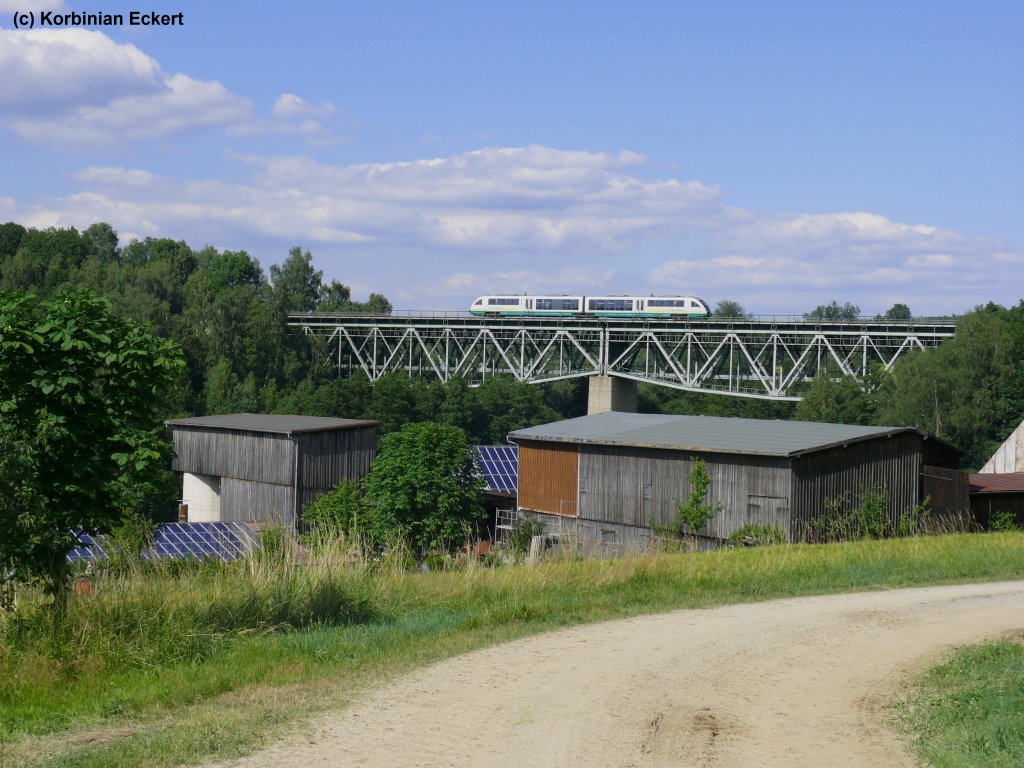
[509,412,943,458]
[166,413,377,435]
[968,473,1024,494]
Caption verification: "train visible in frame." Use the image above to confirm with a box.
[469,294,711,318]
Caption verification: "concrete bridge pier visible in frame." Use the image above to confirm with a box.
[587,375,637,415]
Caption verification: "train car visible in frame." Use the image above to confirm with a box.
[584,295,710,318]
[469,295,711,318]
[469,295,585,316]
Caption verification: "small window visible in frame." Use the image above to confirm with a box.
[474,299,483,306]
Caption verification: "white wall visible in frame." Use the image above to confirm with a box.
[182,472,222,521]
[980,420,1024,473]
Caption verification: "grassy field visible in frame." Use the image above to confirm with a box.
[900,634,1024,768]
[1,532,1023,768]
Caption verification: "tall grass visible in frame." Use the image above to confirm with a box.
[1,533,1023,768]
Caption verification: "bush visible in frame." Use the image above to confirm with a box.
[508,517,545,556]
[303,479,365,538]
[727,524,786,547]
[990,510,1021,532]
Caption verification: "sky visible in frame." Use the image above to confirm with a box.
[0,1,1021,315]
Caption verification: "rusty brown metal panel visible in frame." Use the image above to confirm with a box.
[518,440,579,516]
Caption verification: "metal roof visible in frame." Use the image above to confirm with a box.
[508,412,929,458]
[166,413,377,435]
[968,473,1024,494]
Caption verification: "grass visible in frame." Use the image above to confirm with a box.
[1,532,1023,768]
[899,634,1024,768]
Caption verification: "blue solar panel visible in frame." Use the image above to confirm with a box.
[474,446,518,494]
[66,522,259,563]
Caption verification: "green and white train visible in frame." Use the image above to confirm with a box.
[469,295,711,318]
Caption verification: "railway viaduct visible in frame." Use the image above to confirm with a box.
[288,313,956,412]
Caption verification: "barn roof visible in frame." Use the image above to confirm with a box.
[508,412,951,458]
[968,473,1024,494]
[166,413,377,435]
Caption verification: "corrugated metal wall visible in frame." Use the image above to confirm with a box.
[172,428,295,485]
[578,446,791,539]
[518,440,579,516]
[790,433,922,540]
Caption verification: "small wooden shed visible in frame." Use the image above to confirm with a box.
[509,412,959,543]
[167,414,377,529]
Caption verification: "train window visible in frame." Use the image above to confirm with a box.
[474,299,483,305]
[590,299,632,311]
[488,298,519,306]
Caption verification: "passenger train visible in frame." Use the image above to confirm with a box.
[469,295,711,318]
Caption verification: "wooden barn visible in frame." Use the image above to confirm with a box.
[509,412,960,544]
[167,414,377,529]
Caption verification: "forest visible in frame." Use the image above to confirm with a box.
[1,220,1022,477]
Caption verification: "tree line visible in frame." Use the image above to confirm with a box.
[2,220,1022,472]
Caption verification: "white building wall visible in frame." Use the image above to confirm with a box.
[182,472,222,521]
[980,420,1024,473]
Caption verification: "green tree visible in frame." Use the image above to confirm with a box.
[0,289,184,613]
[270,246,322,312]
[805,301,861,321]
[713,299,750,318]
[795,369,878,425]
[881,303,912,321]
[674,457,723,537]
[302,479,366,538]
[362,422,485,553]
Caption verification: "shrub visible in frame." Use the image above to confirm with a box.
[303,479,365,538]
[508,517,545,556]
[991,510,1021,532]
[727,523,786,547]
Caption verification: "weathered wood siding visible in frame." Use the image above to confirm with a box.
[296,426,377,491]
[578,446,792,540]
[173,424,378,528]
[171,428,295,485]
[221,478,294,526]
[791,433,922,540]
[971,493,1024,529]
[518,440,579,516]
[921,465,970,525]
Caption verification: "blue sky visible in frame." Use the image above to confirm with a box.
[1,0,1021,314]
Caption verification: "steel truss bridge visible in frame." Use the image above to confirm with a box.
[289,314,956,401]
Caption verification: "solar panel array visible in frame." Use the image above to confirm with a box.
[474,445,518,494]
[66,522,260,563]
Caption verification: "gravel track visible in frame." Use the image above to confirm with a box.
[216,581,1024,768]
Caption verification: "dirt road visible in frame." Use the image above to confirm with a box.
[220,581,1024,768]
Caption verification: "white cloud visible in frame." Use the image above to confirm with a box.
[0,28,162,115]
[271,93,336,119]
[4,145,1019,315]
[0,29,341,145]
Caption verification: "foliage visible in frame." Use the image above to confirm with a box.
[795,367,880,425]
[881,302,912,320]
[362,422,486,553]
[879,301,1024,469]
[674,457,723,535]
[713,299,750,318]
[804,300,860,321]
[302,479,366,537]
[508,517,546,556]
[900,635,1024,768]
[990,511,1021,533]
[726,523,786,546]
[104,511,157,578]
[806,484,912,542]
[0,289,184,612]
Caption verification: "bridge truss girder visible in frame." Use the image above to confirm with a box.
[294,316,954,400]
